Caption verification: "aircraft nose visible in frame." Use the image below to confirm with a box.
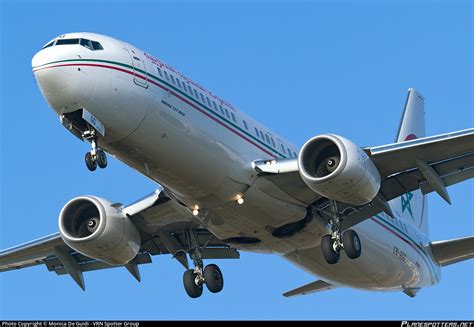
[32,48,93,115]
[32,49,49,70]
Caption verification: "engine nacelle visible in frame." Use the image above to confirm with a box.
[298,134,381,205]
[58,196,141,265]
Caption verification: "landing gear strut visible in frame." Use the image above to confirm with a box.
[82,129,107,171]
[321,200,362,264]
[183,230,224,298]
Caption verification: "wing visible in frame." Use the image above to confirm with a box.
[368,128,474,204]
[253,128,474,229]
[0,233,65,272]
[0,189,239,290]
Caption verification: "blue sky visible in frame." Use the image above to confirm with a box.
[1,0,472,320]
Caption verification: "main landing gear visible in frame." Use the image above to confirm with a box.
[321,200,362,265]
[183,263,224,298]
[183,231,224,298]
[83,130,107,171]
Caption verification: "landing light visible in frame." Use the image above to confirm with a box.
[192,209,199,216]
[236,195,244,205]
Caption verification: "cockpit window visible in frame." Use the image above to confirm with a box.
[42,41,55,49]
[80,38,92,49]
[56,38,80,45]
[42,38,104,51]
[91,41,103,51]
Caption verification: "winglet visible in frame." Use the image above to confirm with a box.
[283,279,336,297]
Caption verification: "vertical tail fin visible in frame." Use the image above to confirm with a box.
[395,88,425,142]
[390,88,429,235]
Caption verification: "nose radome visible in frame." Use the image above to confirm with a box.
[32,47,93,116]
[32,49,50,71]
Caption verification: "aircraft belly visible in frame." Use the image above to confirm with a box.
[283,218,436,291]
[202,184,328,254]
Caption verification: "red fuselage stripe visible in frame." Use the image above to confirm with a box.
[35,63,276,158]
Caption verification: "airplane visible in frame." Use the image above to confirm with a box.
[1,32,473,299]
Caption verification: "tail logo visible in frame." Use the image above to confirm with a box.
[401,192,414,220]
[405,134,417,141]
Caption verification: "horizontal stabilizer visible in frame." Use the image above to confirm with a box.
[283,279,336,297]
[430,236,474,267]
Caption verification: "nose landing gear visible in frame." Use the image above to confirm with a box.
[83,130,107,171]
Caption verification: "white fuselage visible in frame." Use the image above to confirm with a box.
[32,32,441,293]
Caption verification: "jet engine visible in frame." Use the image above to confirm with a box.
[58,196,141,265]
[298,134,381,205]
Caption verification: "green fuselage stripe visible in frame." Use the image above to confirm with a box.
[34,58,289,158]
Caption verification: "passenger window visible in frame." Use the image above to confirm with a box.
[193,89,199,99]
[230,112,236,122]
[265,134,271,144]
[224,109,231,119]
[212,101,218,111]
[271,138,276,147]
[287,147,292,156]
[281,144,286,154]
[157,67,163,77]
[200,93,206,103]
[182,83,188,93]
[170,75,176,85]
[259,131,265,140]
[293,151,297,158]
[177,79,182,88]
[243,120,248,130]
[219,105,225,116]
[56,38,80,45]
[91,41,103,50]
[255,128,259,137]
[206,97,212,107]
